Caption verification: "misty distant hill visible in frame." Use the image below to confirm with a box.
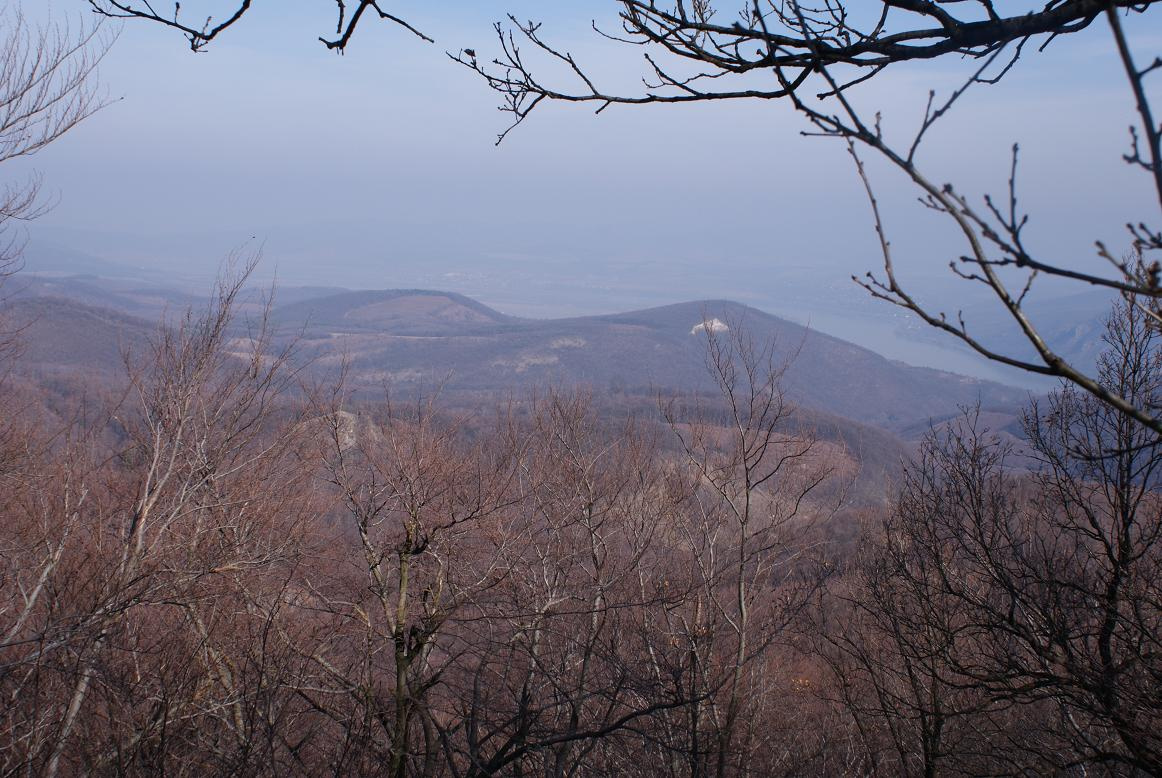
[1,296,155,373]
[2,281,1032,436]
[277,291,1029,432]
[952,288,1114,376]
[273,289,514,335]
[8,274,203,322]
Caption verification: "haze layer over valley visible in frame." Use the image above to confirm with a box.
[18,237,1114,390]
[4,269,1029,434]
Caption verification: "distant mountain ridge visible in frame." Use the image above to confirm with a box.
[1,296,154,372]
[275,291,1029,432]
[2,280,1031,436]
[273,289,513,335]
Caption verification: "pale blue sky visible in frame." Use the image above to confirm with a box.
[10,2,1162,383]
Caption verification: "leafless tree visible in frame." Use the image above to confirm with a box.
[290,388,697,776]
[0,6,109,278]
[438,389,694,777]
[1019,297,1162,770]
[655,322,838,776]
[101,2,1162,430]
[87,0,431,51]
[823,298,1162,773]
[0,5,109,373]
[814,417,1048,776]
[281,385,529,777]
[266,331,839,776]
[0,261,316,776]
[443,2,1162,432]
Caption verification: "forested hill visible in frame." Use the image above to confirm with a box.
[2,284,1029,435]
[273,291,1028,433]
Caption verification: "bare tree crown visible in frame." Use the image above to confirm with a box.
[93,1,1162,432]
[0,8,108,272]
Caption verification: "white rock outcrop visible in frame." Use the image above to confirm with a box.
[690,318,729,336]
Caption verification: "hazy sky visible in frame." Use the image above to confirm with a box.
[10,2,1162,383]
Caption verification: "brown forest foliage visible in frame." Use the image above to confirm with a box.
[1,274,1160,777]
